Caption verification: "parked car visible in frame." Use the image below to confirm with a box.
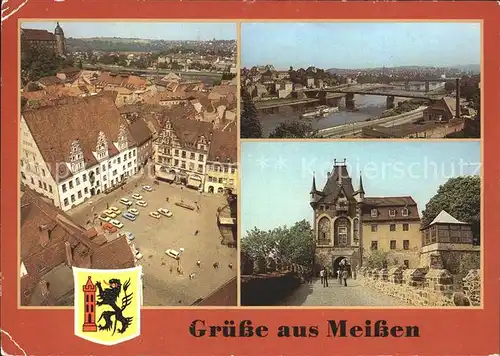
[103,209,117,219]
[132,193,143,200]
[119,198,133,207]
[158,208,173,217]
[149,211,161,219]
[142,185,153,192]
[122,212,137,221]
[135,251,143,260]
[109,219,124,228]
[128,208,139,216]
[118,231,135,242]
[103,222,117,233]
[136,200,148,207]
[165,249,180,260]
[109,206,121,214]
[99,214,111,223]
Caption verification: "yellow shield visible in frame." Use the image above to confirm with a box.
[73,266,142,345]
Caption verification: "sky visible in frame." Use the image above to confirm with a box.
[21,22,236,40]
[241,22,481,69]
[241,141,481,235]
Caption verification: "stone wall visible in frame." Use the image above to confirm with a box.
[240,272,302,306]
[357,266,481,307]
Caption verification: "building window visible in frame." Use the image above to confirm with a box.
[199,154,204,162]
[390,224,396,231]
[181,161,186,169]
[175,149,179,156]
[124,154,127,161]
[96,167,100,174]
[108,162,112,169]
[128,162,132,168]
[42,169,45,176]
[389,209,396,217]
[337,219,348,246]
[68,180,74,189]
[181,151,186,158]
[83,174,87,182]
[64,198,69,206]
[403,240,410,250]
[122,165,125,171]
[71,194,75,203]
[402,208,409,217]
[113,170,117,176]
[76,177,80,185]
[371,224,377,232]
[117,157,121,164]
[224,166,229,173]
[403,260,410,268]
[390,240,396,249]
[49,185,53,193]
[84,187,88,194]
[78,191,82,199]
[102,164,106,172]
[43,182,47,190]
[403,223,409,231]
[174,159,179,166]
[371,241,378,250]
[38,180,42,188]
[231,168,235,174]
[371,209,377,217]
[133,149,136,156]
[103,175,107,181]
[190,152,195,160]
[21,172,26,179]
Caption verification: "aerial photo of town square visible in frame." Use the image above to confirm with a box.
[240,22,481,139]
[240,141,481,307]
[19,21,237,306]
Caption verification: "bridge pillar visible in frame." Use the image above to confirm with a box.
[345,93,355,110]
[425,80,430,93]
[318,91,327,105]
[386,96,395,109]
[404,80,410,91]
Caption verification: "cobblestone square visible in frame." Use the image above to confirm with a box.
[68,171,237,306]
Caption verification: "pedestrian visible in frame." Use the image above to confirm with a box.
[196,205,200,212]
[213,262,219,269]
[342,269,348,287]
[195,230,199,235]
[189,273,195,280]
[170,265,173,274]
[320,268,324,285]
[197,260,201,267]
[324,267,329,287]
[338,269,342,284]
[166,197,169,202]
[228,263,233,269]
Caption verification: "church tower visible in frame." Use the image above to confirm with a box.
[54,22,66,57]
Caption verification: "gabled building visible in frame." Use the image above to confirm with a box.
[310,160,422,274]
[154,117,213,189]
[20,95,140,211]
[204,130,238,195]
[20,187,135,306]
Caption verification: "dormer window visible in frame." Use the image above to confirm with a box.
[371,209,378,217]
[389,209,396,217]
[402,207,409,217]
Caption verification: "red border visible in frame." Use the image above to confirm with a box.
[2,2,499,355]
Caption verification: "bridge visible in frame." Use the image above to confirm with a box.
[304,83,446,109]
[254,93,344,112]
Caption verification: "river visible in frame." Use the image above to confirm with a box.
[258,94,410,137]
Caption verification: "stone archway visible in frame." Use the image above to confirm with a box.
[208,186,214,193]
[333,256,352,278]
[217,187,224,194]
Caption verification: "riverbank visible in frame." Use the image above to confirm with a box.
[316,106,427,138]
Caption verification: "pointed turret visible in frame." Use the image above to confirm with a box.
[355,171,365,203]
[310,173,318,206]
[310,173,317,194]
[359,172,365,194]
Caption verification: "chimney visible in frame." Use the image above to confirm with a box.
[65,241,73,267]
[39,280,49,297]
[455,78,461,119]
[38,224,50,247]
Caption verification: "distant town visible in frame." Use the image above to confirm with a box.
[19,22,237,307]
[241,64,480,139]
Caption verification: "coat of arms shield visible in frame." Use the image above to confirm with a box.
[73,266,142,345]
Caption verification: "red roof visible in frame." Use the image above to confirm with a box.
[21,28,55,42]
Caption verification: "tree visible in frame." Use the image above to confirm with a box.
[240,88,262,138]
[21,44,63,84]
[242,220,314,267]
[77,60,83,69]
[365,250,390,269]
[421,176,481,245]
[269,121,314,139]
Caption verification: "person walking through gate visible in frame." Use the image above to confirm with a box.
[319,268,325,285]
[323,267,329,287]
[338,269,342,284]
[342,269,348,287]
